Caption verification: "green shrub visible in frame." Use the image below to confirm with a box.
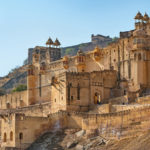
[12,84,27,93]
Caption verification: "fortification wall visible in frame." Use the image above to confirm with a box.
[0,91,27,109]
[3,105,150,149]
[1,112,68,149]
[15,115,62,149]
[0,102,51,117]
[82,105,150,138]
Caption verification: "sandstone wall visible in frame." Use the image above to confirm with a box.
[0,91,27,109]
[82,106,150,138]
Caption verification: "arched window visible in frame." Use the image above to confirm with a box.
[6,102,10,109]
[77,83,80,100]
[134,54,137,61]
[3,132,7,142]
[19,132,23,140]
[138,53,142,60]
[10,131,13,141]
[68,83,71,101]
[143,53,146,60]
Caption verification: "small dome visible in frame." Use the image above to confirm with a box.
[133,29,146,37]
[134,12,143,20]
[54,38,61,46]
[46,37,53,45]
[143,13,149,21]
[63,56,69,61]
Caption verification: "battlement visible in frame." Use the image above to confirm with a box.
[91,34,112,43]
[120,30,134,38]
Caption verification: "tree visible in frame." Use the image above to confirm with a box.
[12,84,27,93]
[65,48,74,55]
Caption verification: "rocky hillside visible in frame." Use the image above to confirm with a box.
[61,39,111,56]
[26,129,150,150]
[0,65,27,93]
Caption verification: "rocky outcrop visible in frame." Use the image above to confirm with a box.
[0,65,27,93]
[26,128,150,150]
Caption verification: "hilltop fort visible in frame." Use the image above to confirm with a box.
[0,12,150,149]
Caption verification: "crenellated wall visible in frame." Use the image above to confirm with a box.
[0,91,27,109]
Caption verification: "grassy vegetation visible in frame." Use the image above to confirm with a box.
[12,84,27,93]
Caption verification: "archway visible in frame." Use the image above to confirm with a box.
[6,102,10,109]
[19,132,23,140]
[3,132,7,142]
[94,92,101,104]
[10,131,13,141]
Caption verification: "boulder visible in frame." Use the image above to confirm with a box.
[76,144,84,150]
[75,130,85,137]
[84,143,93,150]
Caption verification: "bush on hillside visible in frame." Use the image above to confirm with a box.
[12,84,27,93]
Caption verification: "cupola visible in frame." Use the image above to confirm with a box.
[93,46,102,61]
[76,50,86,72]
[62,56,69,69]
[46,37,54,47]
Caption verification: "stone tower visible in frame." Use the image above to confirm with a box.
[45,37,61,62]
[132,12,150,90]
[27,37,61,104]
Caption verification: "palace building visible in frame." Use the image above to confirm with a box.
[0,12,150,149]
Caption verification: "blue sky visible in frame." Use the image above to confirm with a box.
[0,0,149,76]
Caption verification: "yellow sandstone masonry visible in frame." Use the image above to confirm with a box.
[0,12,150,149]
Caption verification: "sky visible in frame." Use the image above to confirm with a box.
[0,0,150,76]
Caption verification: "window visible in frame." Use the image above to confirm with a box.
[28,69,33,75]
[137,39,141,44]
[71,96,73,100]
[19,132,23,140]
[77,83,80,100]
[138,53,142,60]
[6,103,10,109]
[134,54,137,61]
[10,131,13,141]
[68,83,70,101]
[143,53,146,60]
[3,132,7,142]
[16,98,17,107]
[133,38,137,44]
[39,74,42,97]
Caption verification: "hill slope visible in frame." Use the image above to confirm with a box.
[26,129,150,150]
[0,65,27,93]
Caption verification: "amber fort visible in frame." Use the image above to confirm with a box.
[0,12,150,149]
